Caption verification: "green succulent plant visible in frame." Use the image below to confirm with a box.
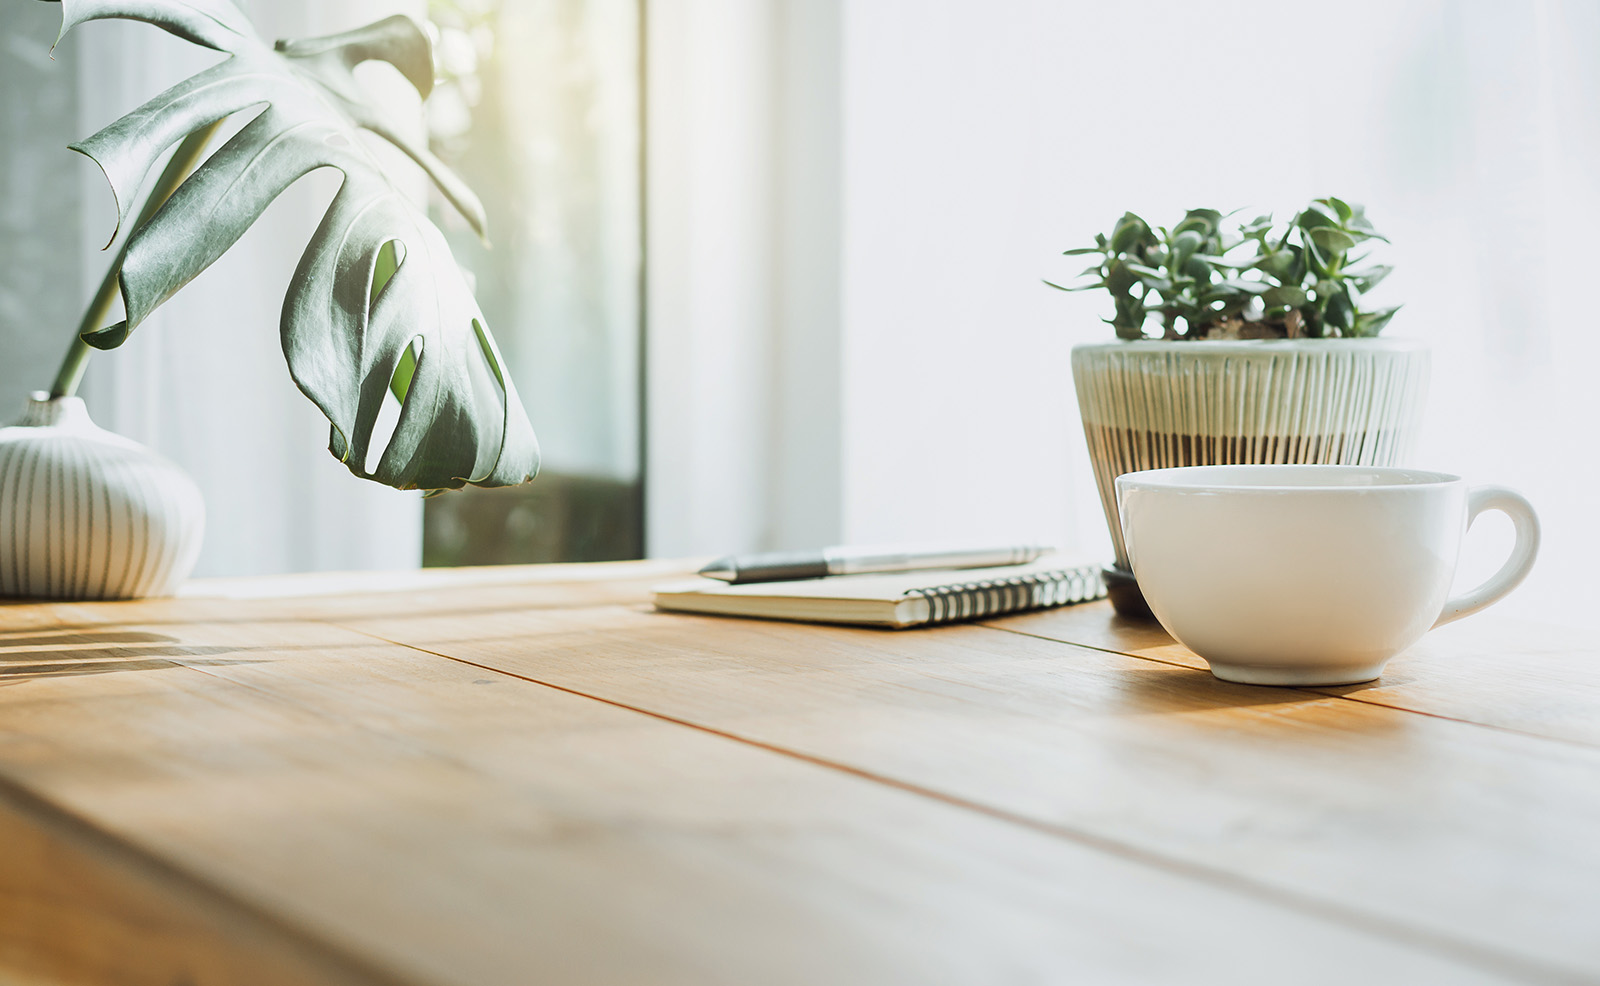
[1051,198,1399,341]
[40,0,539,492]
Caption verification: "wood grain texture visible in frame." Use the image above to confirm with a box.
[1,562,1594,985]
[339,599,1600,982]
[0,595,1512,986]
[0,780,403,986]
[995,603,1600,747]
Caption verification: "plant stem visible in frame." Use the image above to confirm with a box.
[50,121,225,399]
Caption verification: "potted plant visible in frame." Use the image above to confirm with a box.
[1054,200,1429,617]
[0,0,539,600]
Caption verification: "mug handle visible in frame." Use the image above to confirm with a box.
[1433,486,1540,628]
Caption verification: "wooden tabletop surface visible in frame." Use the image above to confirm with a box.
[1,560,1596,986]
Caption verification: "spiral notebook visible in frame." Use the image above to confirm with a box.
[652,557,1105,629]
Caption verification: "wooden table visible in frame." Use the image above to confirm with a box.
[1,561,1596,986]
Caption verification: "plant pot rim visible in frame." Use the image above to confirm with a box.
[1072,337,1427,355]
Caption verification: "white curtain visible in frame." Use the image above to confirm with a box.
[645,0,844,557]
[61,0,425,577]
[0,4,81,415]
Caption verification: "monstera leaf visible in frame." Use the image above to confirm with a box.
[48,0,539,491]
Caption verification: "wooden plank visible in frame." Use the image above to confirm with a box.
[993,602,1600,747]
[337,598,1600,983]
[0,779,404,986]
[0,611,1511,985]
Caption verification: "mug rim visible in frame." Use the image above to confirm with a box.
[1115,464,1462,493]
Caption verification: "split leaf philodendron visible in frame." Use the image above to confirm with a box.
[44,0,539,492]
[1051,198,1400,342]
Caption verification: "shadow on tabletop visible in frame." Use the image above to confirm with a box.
[1105,664,1325,714]
[0,651,259,682]
[0,629,176,648]
[0,632,256,683]
[0,630,361,683]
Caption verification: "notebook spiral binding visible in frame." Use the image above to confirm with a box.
[905,567,1106,625]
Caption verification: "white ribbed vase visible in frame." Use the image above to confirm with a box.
[0,394,204,599]
[1072,339,1430,573]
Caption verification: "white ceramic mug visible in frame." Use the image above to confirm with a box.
[1116,465,1539,686]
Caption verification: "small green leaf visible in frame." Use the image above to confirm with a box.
[1061,247,1102,256]
[1219,279,1270,294]
[1194,252,1255,269]
[1182,255,1212,280]
[1325,290,1355,333]
[1256,248,1295,281]
[1309,226,1357,253]
[1106,262,1138,295]
[1350,264,1393,293]
[1197,287,1249,307]
[1303,238,1330,278]
[1261,285,1307,308]
[1344,202,1376,233]
[1240,214,1273,237]
[1174,209,1222,236]
[1354,305,1400,336]
[1110,213,1153,253]
[1170,229,1203,265]
[1296,205,1337,230]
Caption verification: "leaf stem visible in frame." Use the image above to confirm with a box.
[50,121,225,399]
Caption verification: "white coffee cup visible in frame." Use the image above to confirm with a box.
[1116,465,1539,686]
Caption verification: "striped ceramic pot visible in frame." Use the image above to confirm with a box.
[0,393,204,599]
[1072,339,1430,615]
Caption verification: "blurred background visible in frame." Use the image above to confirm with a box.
[1,0,1595,626]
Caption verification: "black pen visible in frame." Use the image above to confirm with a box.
[698,544,1052,585]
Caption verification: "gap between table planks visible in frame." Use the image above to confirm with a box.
[0,591,1517,986]
[310,569,1600,984]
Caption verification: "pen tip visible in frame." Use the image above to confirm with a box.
[698,559,736,581]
